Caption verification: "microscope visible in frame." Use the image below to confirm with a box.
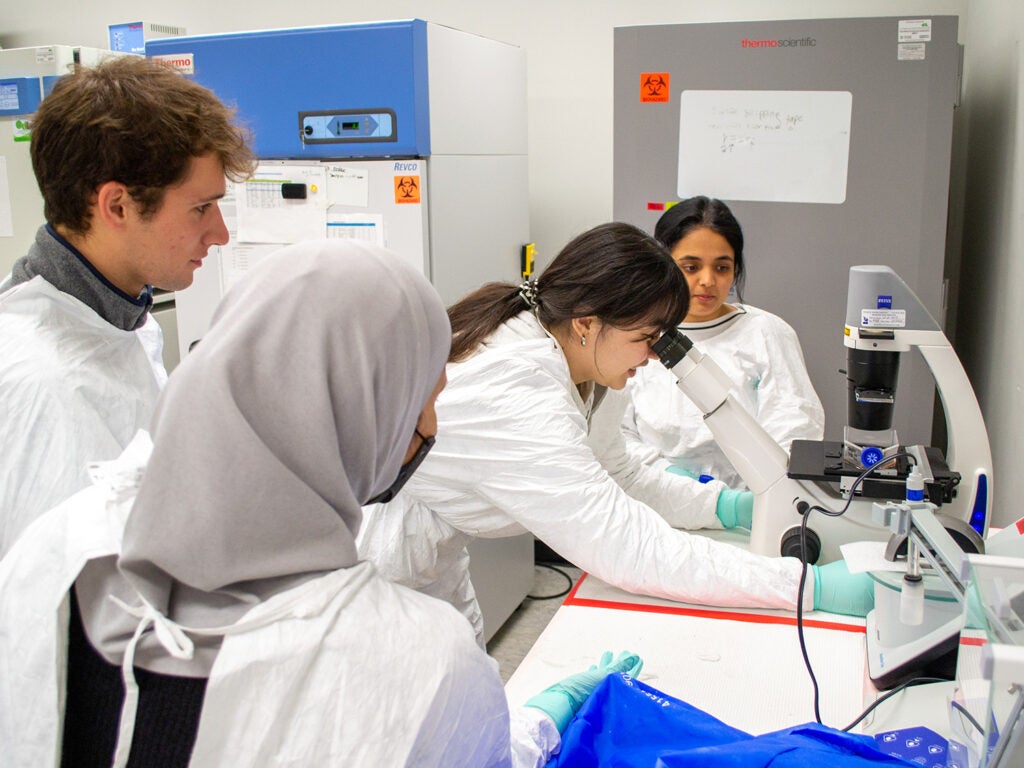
[653,266,1013,701]
[652,265,993,564]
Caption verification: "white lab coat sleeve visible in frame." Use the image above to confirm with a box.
[0,366,126,556]
[0,440,144,768]
[589,387,724,530]
[192,567,518,767]
[135,314,170,388]
[753,314,825,452]
[424,357,806,611]
[358,495,486,640]
[509,706,561,768]
[0,496,97,768]
[619,386,654,460]
[0,284,161,556]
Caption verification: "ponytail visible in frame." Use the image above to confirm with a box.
[448,222,688,362]
[448,282,529,363]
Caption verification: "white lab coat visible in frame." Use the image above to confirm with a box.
[0,275,165,556]
[0,435,559,768]
[359,312,809,642]
[624,305,825,489]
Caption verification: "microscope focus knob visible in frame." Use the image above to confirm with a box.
[780,526,821,564]
[860,446,884,468]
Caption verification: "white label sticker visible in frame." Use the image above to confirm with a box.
[0,83,19,111]
[898,19,932,43]
[151,53,195,75]
[35,46,56,64]
[860,309,907,328]
[898,43,927,61]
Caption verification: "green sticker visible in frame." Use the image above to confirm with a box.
[13,118,31,142]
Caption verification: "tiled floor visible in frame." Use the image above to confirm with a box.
[487,563,583,682]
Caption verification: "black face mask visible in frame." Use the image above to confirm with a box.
[365,429,435,505]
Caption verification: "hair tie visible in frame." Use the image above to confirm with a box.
[518,278,539,309]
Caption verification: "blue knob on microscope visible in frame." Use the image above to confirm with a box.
[860,446,884,468]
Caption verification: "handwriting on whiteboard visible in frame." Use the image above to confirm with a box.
[678,90,852,204]
[710,107,808,152]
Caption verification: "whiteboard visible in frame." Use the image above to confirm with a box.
[677,90,853,204]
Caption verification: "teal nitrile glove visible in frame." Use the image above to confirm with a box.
[524,650,643,733]
[666,465,700,481]
[667,465,716,483]
[812,560,876,617]
[715,489,754,530]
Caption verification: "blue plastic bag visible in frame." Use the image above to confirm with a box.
[549,674,919,767]
[874,726,959,768]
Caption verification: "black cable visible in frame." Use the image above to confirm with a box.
[949,698,986,736]
[527,561,575,600]
[842,676,947,732]
[795,451,918,727]
[796,511,823,723]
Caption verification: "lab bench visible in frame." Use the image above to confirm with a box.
[505,529,970,741]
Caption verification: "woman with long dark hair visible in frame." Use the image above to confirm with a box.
[359,222,868,644]
[624,196,824,492]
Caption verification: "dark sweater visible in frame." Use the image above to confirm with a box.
[61,590,207,768]
[5,224,152,331]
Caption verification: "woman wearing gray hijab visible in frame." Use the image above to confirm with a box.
[0,240,633,766]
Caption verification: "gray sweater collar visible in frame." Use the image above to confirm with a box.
[6,225,153,331]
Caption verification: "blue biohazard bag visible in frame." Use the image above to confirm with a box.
[549,674,919,768]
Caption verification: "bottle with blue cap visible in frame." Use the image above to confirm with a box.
[905,465,925,502]
[900,464,926,625]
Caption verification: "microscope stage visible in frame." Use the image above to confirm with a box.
[788,439,959,506]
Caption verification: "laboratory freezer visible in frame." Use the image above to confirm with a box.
[614,16,963,448]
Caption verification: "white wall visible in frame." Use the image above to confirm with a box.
[958,0,1024,527]
[5,0,1021,526]
[0,0,967,265]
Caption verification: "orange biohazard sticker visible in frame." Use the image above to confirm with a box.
[640,72,670,103]
[394,175,421,204]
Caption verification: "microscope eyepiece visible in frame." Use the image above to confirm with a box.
[652,328,693,369]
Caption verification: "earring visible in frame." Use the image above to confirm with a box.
[581,335,587,347]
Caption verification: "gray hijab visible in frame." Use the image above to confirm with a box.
[76,239,450,675]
